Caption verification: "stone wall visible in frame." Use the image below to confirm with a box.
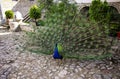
[75,0,120,3]
[12,0,37,17]
[78,2,120,13]
[109,2,120,13]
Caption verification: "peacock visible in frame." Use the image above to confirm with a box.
[53,43,63,64]
[53,43,63,59]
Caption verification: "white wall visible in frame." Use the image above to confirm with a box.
[0,0,37,23]
[0,0,18,23]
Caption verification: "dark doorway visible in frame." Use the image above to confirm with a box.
[109,6,120,37]
[109,6,119,21]
[80,6,89,18]
[109,6,119,14]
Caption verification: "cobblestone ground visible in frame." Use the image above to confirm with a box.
[0,27,120,79]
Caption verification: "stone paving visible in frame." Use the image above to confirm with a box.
[0,27,120,79]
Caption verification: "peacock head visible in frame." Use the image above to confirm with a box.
[55,43,58,47]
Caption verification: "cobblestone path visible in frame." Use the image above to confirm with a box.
[0,27,120,79]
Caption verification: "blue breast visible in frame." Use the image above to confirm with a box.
[53,46,63,59]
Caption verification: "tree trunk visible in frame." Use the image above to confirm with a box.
[35,19,37,26]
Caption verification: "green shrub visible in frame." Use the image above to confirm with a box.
[38,0,53,11]
[109,23,120,37]
[109,14,120,37]
[5,10,14,19]
[46,1,78,26]
[29,5,41,26]
[89,0,110,24]
[36,20,45,26]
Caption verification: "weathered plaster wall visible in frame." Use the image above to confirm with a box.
[109,2,120,13]
[12,0,37,17]
[78,2,120,13]
[0,0,37,23]
[0,0,18,22]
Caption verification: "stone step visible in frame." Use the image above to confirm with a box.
[23,13,32,23]
[20,23,33,32]
[111,46,119,49]
[0,26,7,30]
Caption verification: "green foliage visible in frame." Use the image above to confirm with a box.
[29,5,41,21]
[36,20,45,26]
[89,0,110,24]
[57,43,64,56]
[57,43,63,53]
[38,0,53,11]
[109,22,120,37]
[45,0,79,27]
[109,12,120,37]
[26,22,113,59]
[25,0,114,60]
[5,10,14,19]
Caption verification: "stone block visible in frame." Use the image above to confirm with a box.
[9,22,21,32]
[20,23,33,32]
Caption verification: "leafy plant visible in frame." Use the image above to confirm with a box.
[89,0,110,24]
[36,20,45,26]
[109,9,120,37]
[29,5,41,26]
[38,0,53,11]
[109,22,120,37]
[45,0,80,28]
[5,10,14,19]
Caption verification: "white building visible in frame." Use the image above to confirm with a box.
[0,0,120,24]
[0,0,37,23]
